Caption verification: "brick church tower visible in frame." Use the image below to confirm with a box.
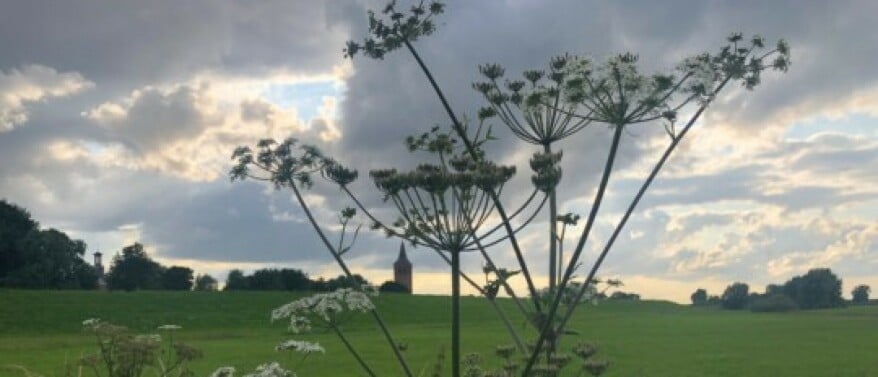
[393,242,412,293]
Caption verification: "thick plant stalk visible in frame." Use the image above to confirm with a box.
[545,143,559,293]
[432,247,527,353]
[332,325,378,377]
[451,248,461,377]
[403,40,543,313]
[523,124,624,376]
[555,76,735,337]
[288,180,413,377]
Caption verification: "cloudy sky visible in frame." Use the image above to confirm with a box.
[1,0,876,303]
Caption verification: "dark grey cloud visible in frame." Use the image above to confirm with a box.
[1,0,877,296]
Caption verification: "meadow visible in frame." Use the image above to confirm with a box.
[1,289,876,377]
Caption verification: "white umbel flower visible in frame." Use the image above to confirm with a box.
[157,324,182,331]
[271,288,376,326]
[275,339,325,354]
[210,367,236,377]
[242,362,295,377]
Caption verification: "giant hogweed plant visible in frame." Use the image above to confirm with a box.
[231,1,790,376]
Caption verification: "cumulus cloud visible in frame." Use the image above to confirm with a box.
[0,64,93,131]
[81,75,346,181]
[1,1,877,300]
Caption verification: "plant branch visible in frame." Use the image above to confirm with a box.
[403,39,543,313]
[287,179,413,377]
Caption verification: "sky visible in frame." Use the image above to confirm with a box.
[1,0,877,303]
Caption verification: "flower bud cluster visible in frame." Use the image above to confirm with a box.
[344,1,446,59]
[230,138,335,189]
[530,151,563,192]
[473,54,593,145]
[371,161,515,197]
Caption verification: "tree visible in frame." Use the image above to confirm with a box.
[783,268,845,309]
[194,274,218,291]
[0,200,39,280]
[608,291,640,301]
[224,269,248,291]
[721,282,750,310]
[279,268,311,290]
[749,293,797,312]
[379,280,410,294]
[106,243,163,291]
[691,288,708,306]
[162,266,194,290]
[322,274,370,291]
[247,268,284,290]
[852,284,870,304]
[766,284,784,296]
[3,228,96,289]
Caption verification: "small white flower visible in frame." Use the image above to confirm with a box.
[157,324,182,331]
[242,362,295,377]
[210,366,236,377]
[344,290,375,312]
[288,315,311,334]
[275,339,325,354]
[82,318,100,328]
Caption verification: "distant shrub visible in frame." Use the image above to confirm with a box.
[379,280,410,293]
[750,294,798,312]
[608,291,640,301]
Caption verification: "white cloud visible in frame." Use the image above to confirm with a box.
[0,64,93,131]
[81,70,350,181]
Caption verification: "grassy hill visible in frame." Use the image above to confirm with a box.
[1,289,877,376]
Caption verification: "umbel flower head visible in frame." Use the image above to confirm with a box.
[343,1,446,59]
[478,33,791,136]
[232,137,362,191]
[473,55,594,145]
[369,152,515,252]
[271,288,377,331]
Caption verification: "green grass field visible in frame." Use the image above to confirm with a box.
[1,289,876,376]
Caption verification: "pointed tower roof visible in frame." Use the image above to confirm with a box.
[394,242,411,266]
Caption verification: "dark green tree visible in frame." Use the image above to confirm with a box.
[766,284,784,296]
[322,274,370,291]
[194,274,218,291]
[224,269,248,291]
[379,280,410,294]
[106,243,163,291]
[247,268,283,290]
[721,282,750,310]
[162,266,194,290]
[608,291,640,301]
[690,288,708,306]
[782,268,845,309]
[0,199,39,280]
[279,268,311,290]
[3,228,96,289]
[851,284,870,304]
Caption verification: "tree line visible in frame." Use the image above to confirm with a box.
[224,268,369,291]
[1,200,98,289]
[0,199,409,293]
[691,268,871,312]
[0,199,217,291]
